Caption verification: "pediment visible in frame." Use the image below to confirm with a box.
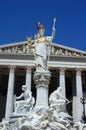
[0,41,86,58]
[51,43,86,58]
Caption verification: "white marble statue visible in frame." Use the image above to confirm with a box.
[14,104,73,130]
[49,86,69,111]
[15,86,72,130]
[50,108,73,130]
[16,107,50,130]
[32,18,56,72]
[13,85,35,115]
[49,86,73,130]
[73,121,86,130]
[0,119,9,130]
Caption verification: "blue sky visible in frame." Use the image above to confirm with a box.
[0,0,86,51]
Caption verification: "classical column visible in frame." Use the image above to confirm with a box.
[34,72,51,107]
[75,69,83,122]
[25,66,32,90]
[72,76,77,122]
[5,66,15,119]
[59,68,66,97]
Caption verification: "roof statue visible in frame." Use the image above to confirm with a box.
[26,36,32,46]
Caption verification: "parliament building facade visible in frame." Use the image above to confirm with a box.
[0,40,86,123]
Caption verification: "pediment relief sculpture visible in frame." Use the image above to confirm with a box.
[51,46,86,57]
[0,42,86,58]
[0,43,32,55]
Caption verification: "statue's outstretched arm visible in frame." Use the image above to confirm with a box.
[16,93,24,100]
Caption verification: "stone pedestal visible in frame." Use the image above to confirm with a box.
[34,71,51,107]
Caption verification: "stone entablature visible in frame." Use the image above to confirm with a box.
[0,41,86,58]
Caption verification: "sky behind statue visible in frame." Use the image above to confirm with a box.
[0,0,86,51]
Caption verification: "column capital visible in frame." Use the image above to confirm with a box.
[8,66,16,73]
[59,67,66,75]
[75,68,83,76]
[25,66,33,72]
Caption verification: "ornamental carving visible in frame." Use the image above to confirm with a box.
[51,46,86,57]
[0,42,86,58]
[0,43,32,55]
